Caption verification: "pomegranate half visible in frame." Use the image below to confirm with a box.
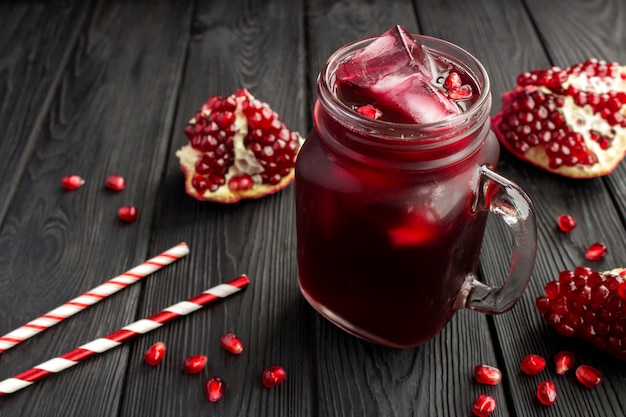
[176,89,304,203]
[492,59,626,178]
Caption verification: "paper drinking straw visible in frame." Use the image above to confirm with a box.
[0,274,250,396]
[0,242,190,354]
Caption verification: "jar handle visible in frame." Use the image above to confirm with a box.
[462,165,537,314]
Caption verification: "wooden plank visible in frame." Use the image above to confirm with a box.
[0,1,89,227]
[117,1,312,416]
[523,0,626,224]
[416,0,626,416]
[304,1,513,416]
[0,1,193,415]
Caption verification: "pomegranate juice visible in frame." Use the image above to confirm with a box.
[295,28,501,347]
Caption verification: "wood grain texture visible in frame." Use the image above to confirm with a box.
[0,1,89,227]
[0,0,192,415]
[118,1,312,416]
[415,0,626,416]
[0,0,624,416]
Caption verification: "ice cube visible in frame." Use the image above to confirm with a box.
[336,25,432,86]
[336,25,462,124]
[371,73,462,123]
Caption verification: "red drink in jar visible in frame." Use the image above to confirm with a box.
[296,27,537,348]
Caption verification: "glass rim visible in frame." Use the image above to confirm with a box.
[318,33,492,134]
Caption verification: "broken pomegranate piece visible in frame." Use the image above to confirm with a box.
[492,59,626,178]
[536,266,626,360]
[176,89,304,203]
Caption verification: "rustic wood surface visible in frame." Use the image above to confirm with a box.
[0,1,624,416]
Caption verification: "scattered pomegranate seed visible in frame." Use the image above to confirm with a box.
[204,376,226,402]
[521,354,546,375]
[356,104,382,120]
[576,365,603,388]
[118,205,139,222]
[585,242,608,261]
[557,214,577,232]
[262,365,286,388]
[182,354,207,374]
[536,380,557,406]
[144,341,166,366]
[474,365,502,385]
[105,174,126,191]
[60,174,85,190]
[177,88,303,202]
[554,351,575,375]
[220,331,244,354]
[472,394,496,417]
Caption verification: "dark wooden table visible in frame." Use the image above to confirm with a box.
[1,0,625,416]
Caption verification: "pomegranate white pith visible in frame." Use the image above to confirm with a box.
[492,59,626,178]
[176,89,304,203]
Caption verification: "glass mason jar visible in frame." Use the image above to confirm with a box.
[295,34,537,348]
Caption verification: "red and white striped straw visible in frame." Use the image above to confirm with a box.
[0,242,190,354]
[0,275,249,396]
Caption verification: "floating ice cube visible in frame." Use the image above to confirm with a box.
[336,25,462,124]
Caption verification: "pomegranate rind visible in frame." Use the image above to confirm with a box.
[177,145,297,203]
[176,90,305,203]
[492,61,626,179]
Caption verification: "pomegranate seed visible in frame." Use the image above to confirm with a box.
[576,365,602,388]
[443,71,462,90]
[204,376,226,402]
[118,205,139,222]
[521,354,546,375]
[536,380,557,406]
[220,331,244,354]
[472,394,496,417]
[585,242,607,261]
[262,365,286,388]
[105,174,126,191]
[356,104,382,119]
[227,174,254,191]
[182,354,207,374]
[144,341,166,366]
[474,365,502,385]
[554,351,575,375]
[557,214,577,232]
[448,84,473,100]
[60,174,85,190]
